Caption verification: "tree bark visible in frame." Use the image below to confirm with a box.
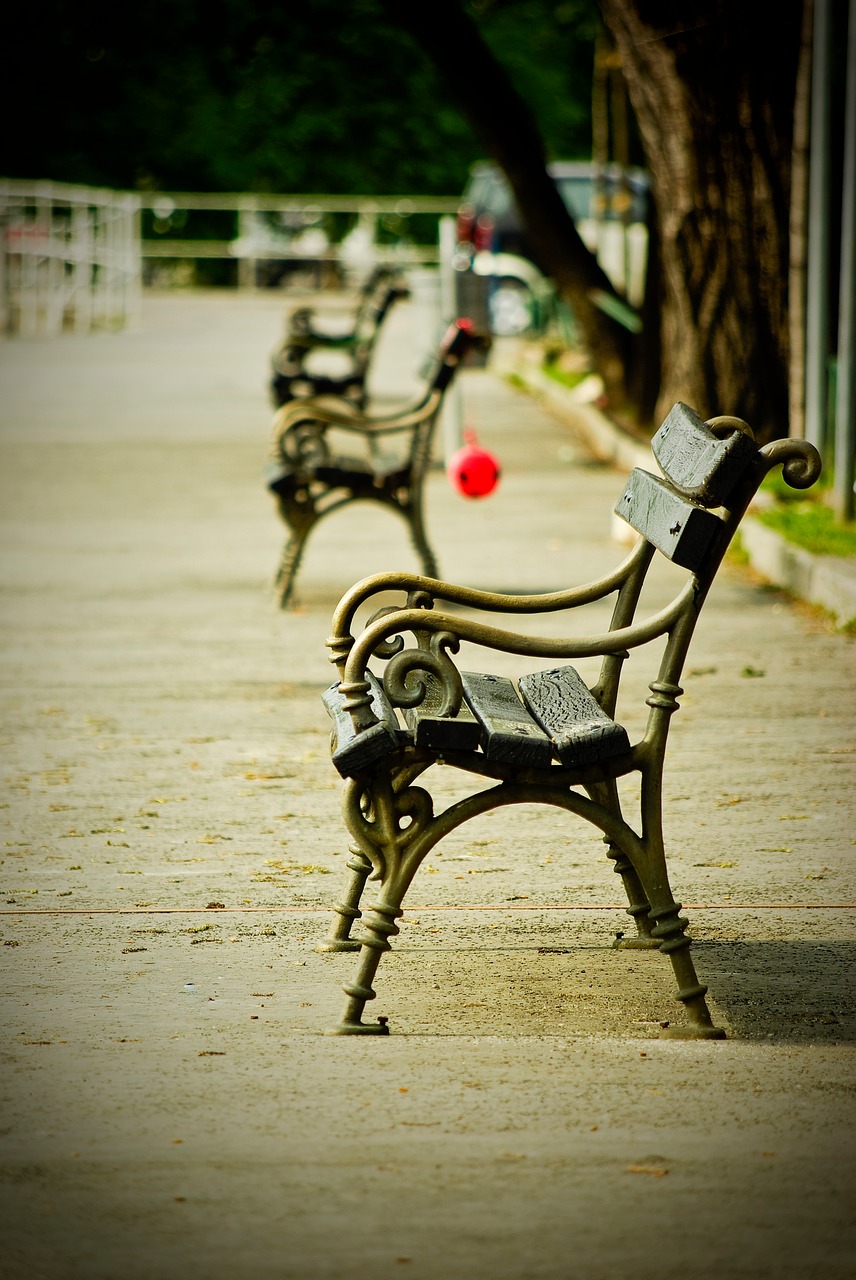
[789,0,814,439]
[599,0,803,438]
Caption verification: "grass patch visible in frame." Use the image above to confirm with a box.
[728,534,750,566]
[756,500,856,557]
[755,468,856,557]
[542,363,590,391]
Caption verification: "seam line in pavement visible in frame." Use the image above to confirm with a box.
[1,904,852,916]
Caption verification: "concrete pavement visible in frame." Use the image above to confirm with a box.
[0,289,854,1280]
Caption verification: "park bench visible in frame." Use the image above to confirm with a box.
[317,403,822,1038]
[266,318,489,608]
[270,266,409,409]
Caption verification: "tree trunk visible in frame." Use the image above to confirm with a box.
[600,0,803,439]
[789,0,815,439]
[382,0,642,422]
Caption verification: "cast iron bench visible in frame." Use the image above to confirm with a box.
[317,404,821,1038]
[270,266,408,409]
[266,319,489,607]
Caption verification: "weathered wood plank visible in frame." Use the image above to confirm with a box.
[323,672,402,777]
[518,666,630,767]
[403,673,482,752]
[461,671,554,767]
[652,403,757,506]
[614,469,724,572]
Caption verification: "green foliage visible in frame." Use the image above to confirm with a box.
[473,0,600,160]
[756,501,856,559]
[542,363,589,391]
[755,467,856,557]
[3,0,598,195]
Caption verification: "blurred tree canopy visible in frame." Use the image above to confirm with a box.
[2,0,600,193]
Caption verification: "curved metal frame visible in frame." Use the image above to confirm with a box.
[319,426,822,1038]
[270,267,408,410]
[268,322,487,607]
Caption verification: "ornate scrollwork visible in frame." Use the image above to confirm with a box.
[364,591,436,661]
[405,589,435,610]
[342,777,435,886]
[705,415,755,441]
[365,606,406,661]
[279,421,330,472]
[382,630,464,714]
[761,438,823,491]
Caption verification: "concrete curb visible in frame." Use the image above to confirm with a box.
[740,517,856,628]
[507,354,856,629]
[501,357,653,472]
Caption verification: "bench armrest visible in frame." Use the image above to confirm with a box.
[272,389,443,446]
[333,575,693,736]
[327,539,655,671]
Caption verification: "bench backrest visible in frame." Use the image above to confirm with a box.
[420,318,489,393]
[351,269,409,361]
[601,402,816,723]
[615,403,759,571]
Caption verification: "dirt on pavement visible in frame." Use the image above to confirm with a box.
[0,290,854,1280]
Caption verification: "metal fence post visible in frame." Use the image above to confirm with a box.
[833,0,856,521]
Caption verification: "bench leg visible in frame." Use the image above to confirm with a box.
[590,782,658,948]
[404,500,439,580]
[604,838,660,949]
[326,896,404,1035]
[316,845,372,952]
[274,520,315,608]
[635,777,726,1038]
[325,768,445,1034]
[648,899,725,1039]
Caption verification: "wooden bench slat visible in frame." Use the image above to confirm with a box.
[324,673,402,777]
[652,403,757,506]
[518,666,630,767]
[461,671,554,767]
[403,674,483,751]
[614,469,724,572]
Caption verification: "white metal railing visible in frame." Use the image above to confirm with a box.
[137,191,460,286]
[0,179,142,336]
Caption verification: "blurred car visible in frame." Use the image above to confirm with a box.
[454,160,650,336]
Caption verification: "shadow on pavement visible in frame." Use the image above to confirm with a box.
[698,939,856,1043]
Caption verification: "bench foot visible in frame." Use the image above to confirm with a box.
[613,936,662,950]
[325,1019,390,1036]
[659,1023,727,1040]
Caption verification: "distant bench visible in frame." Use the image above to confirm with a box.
[269,266,408,409]
[266,319,489,607]
[316,403,822,1038]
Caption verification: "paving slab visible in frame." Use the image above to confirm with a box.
[0,290,854,1279]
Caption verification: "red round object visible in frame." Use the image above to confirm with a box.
[447,436,500,498]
